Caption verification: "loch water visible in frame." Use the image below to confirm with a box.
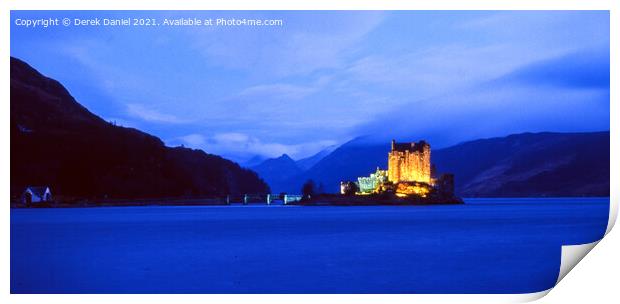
[10,198,609,293]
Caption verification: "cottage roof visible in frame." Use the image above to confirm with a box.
[24,186,50,197]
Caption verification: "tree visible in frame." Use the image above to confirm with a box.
[301,179,316,198]
[341,181,358,196]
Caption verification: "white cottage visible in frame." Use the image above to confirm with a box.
[22,186,52,205]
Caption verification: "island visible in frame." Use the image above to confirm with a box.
[300,140,463,206]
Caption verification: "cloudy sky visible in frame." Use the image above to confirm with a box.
[10,11,609,163]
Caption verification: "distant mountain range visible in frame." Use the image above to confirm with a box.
[10,57,270,199]
[296,145,338,170]
[251,154,302,193]
[253,132,609,197]
[11,56,609,200]
[250,145,338,193]
[433,131,609,197]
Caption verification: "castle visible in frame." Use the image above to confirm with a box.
[340,140,454,199]
[388,140,431,184]
[357,167,388,193]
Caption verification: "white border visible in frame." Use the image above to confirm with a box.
[2,1,617,303]
[0,0,614,10]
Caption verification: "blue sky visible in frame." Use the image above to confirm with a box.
[10,11,609,163]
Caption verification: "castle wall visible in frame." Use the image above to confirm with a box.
[387,141,432,184]
[357,168,388,193]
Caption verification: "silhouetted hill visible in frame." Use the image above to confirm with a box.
[242,155,268,168]
[10,57,269,200]
[282,137,389,193]
[283,132,609,197]
[296,145,338,170]
[252,154,302,193]
[433,132,609,197]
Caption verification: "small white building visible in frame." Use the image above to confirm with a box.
[22,186,52,205]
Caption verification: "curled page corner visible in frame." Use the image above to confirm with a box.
[512,288,553,303]
[556,240,600,285]
[605,196,618,235]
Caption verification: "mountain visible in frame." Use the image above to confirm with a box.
[281,132,609,197]
[282,137,389,193]
[433,132,609,197]
[250,145,338,192]
[296,145,338,170]
[251,154,302,193]
[10,57,269,200]
[242,155,268,168]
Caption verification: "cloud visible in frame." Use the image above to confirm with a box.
[189,11,386,77]
[237,83,318,100]
[354,49,610,147]
[341,43,570,101]
[193,77,364,143]
[59,42,146,94]
[171,132,339,163]
[490,48,610,90]
[126,103,190,124]
[177,133,206,146]
[13,11,608,159]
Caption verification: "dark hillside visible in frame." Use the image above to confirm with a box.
[11,57,269,200]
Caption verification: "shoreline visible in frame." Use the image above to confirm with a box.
[10,196,610,209]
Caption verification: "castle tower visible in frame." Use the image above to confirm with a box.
[387,140,432,184]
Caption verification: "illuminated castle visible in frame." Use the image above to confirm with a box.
[357,167,388,193]
[341,139,454,199]
[388,140,431,184]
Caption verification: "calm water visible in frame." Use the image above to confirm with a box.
[10,198,609,294]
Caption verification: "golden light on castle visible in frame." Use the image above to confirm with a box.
[340,139,455,200]
[395,182,431,198]
[388,140,432,185]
